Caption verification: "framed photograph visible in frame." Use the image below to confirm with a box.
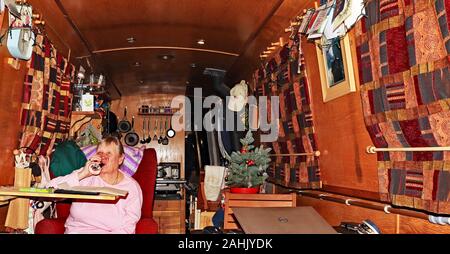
[315,34,356,102]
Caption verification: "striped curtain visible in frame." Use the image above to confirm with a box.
[253,34,321,189]
[355,0,450,213]
[19,34,75,156]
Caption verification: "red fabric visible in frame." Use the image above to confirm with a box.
[55,202,71,220]
[133,149,157,218]
[386,25,409,75]
[135,218,159,234]
[35,148,158,234]
[446,0,450,30]
[34,218,66,234]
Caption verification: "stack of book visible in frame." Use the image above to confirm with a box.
[306,2,334,40]
[297,0,366,41]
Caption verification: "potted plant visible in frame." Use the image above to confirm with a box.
[225,131,272,193]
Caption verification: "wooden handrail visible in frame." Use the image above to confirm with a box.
[270,151,321,157]
[366,145,450,153]
[296,190,430,221]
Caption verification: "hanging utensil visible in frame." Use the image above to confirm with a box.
[118,107,131,133]
[140,117,147,144]
[146,117,152,143]
[162,117,169,145]
[166,115,176,138]
[153,118,158,141]
[124,116,139,146]
[158,118,163,144]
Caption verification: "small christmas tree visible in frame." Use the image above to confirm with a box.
[225,131,272,188]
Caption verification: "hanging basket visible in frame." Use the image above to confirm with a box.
[230,186,260,194]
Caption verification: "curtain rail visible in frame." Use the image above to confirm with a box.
[270,151,321,157]
[366,145,450,154]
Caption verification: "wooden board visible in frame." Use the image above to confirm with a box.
[302,28,379,192]
[0,196,16,206]
[0,188,118,201]
[153,198,186,234]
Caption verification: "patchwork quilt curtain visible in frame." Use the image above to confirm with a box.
[19,34,75,156]
[253,34,321,189]
[355,0,450,213]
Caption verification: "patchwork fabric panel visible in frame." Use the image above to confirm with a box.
[253,33,321,189]
[355,0,450,213]
[19,34,75,156]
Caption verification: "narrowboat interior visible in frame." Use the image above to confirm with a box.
[0,0,449,235]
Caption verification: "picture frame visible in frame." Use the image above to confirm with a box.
[315,34,356,102]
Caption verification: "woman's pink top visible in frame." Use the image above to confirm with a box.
[49,169,143,234]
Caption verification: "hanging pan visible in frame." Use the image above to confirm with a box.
[118,107,131,133]
[166,116,176,138]
[125,116,139,146]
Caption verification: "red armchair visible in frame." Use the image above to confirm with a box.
[35,148,158,234]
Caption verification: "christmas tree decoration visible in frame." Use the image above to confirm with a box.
[225,131,272,188]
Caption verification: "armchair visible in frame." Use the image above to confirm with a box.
[35,148,158,234]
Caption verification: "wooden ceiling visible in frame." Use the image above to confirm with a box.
[28,0,310,98]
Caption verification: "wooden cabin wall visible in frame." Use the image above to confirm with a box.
[0,6,75,231]
[265,1,450,233]
[110,93,186,178]
[302,30,380,194]
[0,13,28,231]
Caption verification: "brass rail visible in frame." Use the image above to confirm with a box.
[366,145,450,153]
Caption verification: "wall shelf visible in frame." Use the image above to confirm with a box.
[71,111,101,119]
[138,112,176,116]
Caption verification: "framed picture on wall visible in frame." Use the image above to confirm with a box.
[315,34,356,102]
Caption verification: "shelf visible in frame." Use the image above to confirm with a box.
[78,83,105,87]
[138,112,177,116]
[0,187,119,201]
[71,111,101,119]
[72,111,96,115]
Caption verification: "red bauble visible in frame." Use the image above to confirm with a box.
[240,148,247,154]
[246,160,255,166]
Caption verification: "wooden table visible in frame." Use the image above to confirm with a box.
[0,186,120,206]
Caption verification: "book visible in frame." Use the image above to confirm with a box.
[298,9,315,34]
[332,0,365,31]
[18,187,53,193]
[323,3,346,40]
[57,183,128,197]
[306,2,334,40]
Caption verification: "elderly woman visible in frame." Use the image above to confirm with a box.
[49,137,143,234]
